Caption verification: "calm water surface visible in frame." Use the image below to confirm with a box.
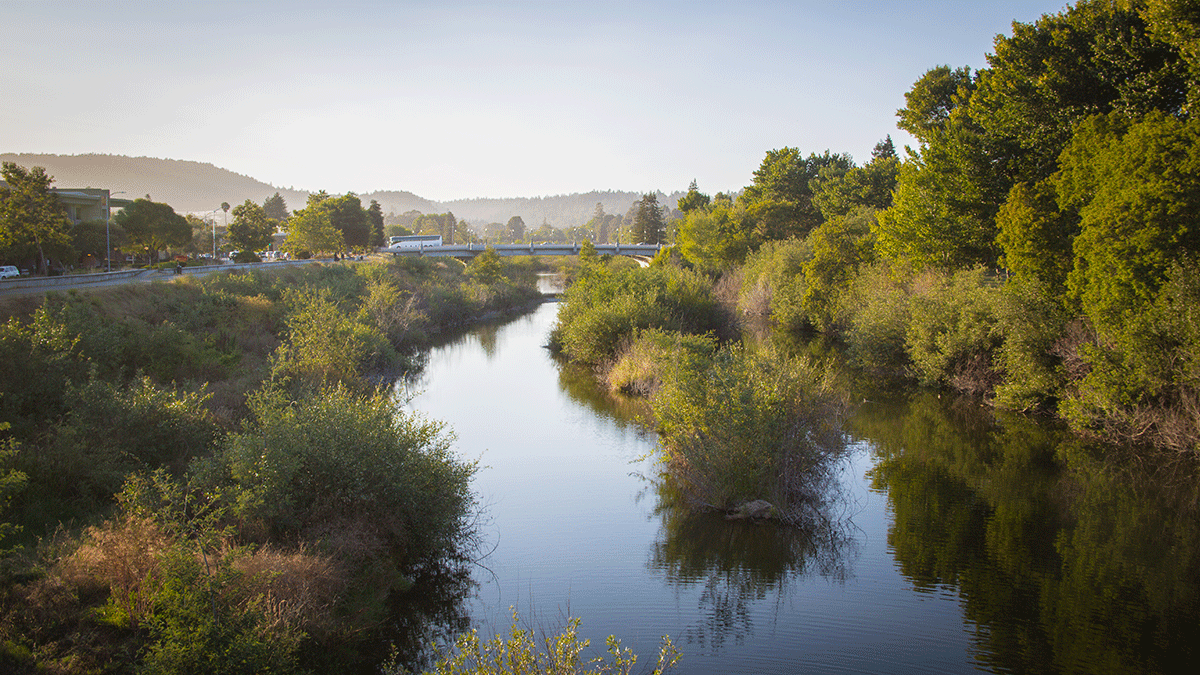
[400,302,1199,674]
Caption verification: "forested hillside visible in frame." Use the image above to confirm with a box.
[0,153,682,229]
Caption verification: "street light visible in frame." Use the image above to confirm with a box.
[105,191,125,272]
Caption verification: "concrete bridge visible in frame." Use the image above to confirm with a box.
[383,242,664,262]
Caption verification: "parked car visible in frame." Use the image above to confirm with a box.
[0,265,20,279]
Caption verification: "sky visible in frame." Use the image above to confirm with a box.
[2,0,1071,202]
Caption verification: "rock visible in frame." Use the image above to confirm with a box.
[727,499,775,520]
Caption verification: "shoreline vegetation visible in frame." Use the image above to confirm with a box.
[0,257,567,674]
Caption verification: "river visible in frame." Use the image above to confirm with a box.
[398,301,1199,674]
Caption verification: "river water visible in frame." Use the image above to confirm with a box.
[400,301,1199,674]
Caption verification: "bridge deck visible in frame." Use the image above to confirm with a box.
[383,243,663,258]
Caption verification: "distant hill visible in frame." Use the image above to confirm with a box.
[1,153,686,229]
[0,153,311,215]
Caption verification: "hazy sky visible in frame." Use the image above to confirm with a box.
[3,1,1069,201]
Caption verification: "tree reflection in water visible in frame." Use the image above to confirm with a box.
[646,470,857,654]
[857,391,1200,674]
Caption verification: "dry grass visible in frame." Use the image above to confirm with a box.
[228,544,344,634]
[60,515,171,628]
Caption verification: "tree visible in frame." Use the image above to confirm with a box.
[630,194,666,245]
[507,215,526,242]
[262,192,289,222]
[677,200,752,273]
[113,198,191,266]
[677,180,711,213]
[326,193,370,249]
[896,65,975,144]
[367,199,385,248]
[738,148,853,241]
[228,200,276,257]
[467,247,503,285]
[1060,111,1200,331]
[282,205,343,257]
[0,162,72,275]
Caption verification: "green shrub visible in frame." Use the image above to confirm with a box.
[838,261,912,385]
[551,265,725,365]
[220,385,476,563]
[993,275,1073,411]
[270,288,399,391]
[904,267,1003,394]
[737,239,811,330]
[390,610,678,675]
[606,329,716,396]
[651,342,848,521]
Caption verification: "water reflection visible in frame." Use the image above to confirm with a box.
[648,474,856,653]
[856,391,1200,674]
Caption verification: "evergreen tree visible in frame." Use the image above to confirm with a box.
[367,199,385,248]
[262,192,289,222]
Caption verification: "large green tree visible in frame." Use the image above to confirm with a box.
[282,201,343,256]
[0,162,72,274]
[1059,111,1200,331]
[507,215,526,242]
[677,194,751,273]
[112,198,190,266]
[228,200,276,256]
[738,148,852,241]
[325,193,370,249]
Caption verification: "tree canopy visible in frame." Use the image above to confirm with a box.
[1,162,73,274]
[228,200,277,256]
[112,198,190,266]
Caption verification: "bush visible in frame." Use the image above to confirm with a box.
[219,385,476,563]
[651,342,848,522]
[389,610,678,675]
[838,262,912,385]
[551,265,726,365]
[737,239,811,330]
[904,267,1003,394]
[606,329,716,397]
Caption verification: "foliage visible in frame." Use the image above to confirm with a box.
[270,288,398,391]
[800,207,876,331]
[651,342,847,520]
[992,275,1074,412]
[606,329,716,397]
[391,611,679,675]
[737,238,811,331]
[738,148,852,242]
[227,199,276,255]
[468,247,504,285]
[0,162,73,274]
[676,199,752,274]
[550,264,726,365]
[220,384,476,562]
[282,202,343,256]
[628,194,666,245]
[904,268,1004,394]
[995,179,1078,290]
[262,192,290,222]
[0,425,26,553]
[114,198,191,266]
[1060,112,1200,333]
[838,262,914,385]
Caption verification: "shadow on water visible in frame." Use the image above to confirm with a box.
[855,390,1200,674]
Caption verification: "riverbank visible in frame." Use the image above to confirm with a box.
[0,256,542,674]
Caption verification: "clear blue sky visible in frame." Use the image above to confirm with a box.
[2,1,1069,201]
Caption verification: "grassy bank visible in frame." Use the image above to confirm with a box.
[0,256,543,673]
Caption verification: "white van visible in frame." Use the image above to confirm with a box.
[0,265,20,279]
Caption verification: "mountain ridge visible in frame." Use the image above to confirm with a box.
[1,153,683,229]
